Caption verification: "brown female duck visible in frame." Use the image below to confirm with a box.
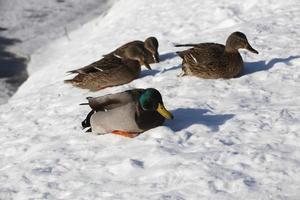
[104,36,160,69]
[64,54,145,91]
[175,32,259,79]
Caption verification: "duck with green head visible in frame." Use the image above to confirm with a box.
[81,88,173,138]
[175,31,259,78]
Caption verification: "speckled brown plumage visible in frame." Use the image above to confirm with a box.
[64,55,141,91]
[175,32,259,79]
[104,36,160,68]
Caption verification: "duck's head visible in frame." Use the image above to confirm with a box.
[125,46,152,70]
[225,32,259,54]
[144,37,160,63]
[139,88,174,119]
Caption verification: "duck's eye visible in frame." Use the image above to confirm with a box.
[142,100,152,110]
[142,99,158,111]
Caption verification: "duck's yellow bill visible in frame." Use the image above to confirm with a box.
[157,103,174,119]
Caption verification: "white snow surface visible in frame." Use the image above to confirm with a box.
[1,0,300,199]
[0,0,111,55]
[0,0,111,104]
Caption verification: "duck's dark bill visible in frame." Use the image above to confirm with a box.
[144,62,152,70]
[154,53,160,63]
[246,44,259,54]
[157,103,174,119]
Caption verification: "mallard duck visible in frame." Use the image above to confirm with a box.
[104,36,160,69]
[81,88,174,138]
[175,31,259,78]
[64,54,147,91]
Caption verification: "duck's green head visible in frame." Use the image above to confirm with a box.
[139,88,174,119]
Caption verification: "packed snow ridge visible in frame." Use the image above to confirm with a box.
[0,0,300,199]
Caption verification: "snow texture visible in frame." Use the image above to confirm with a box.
[1,0,300,199]
[0,0,111,104]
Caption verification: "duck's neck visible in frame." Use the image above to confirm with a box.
[225,45,239,54]
[225,39,239,54]
[135,103,165,131]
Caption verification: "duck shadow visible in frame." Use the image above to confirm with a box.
[161,64,181,73]
[0,34,28,90]
[166,108,235,132]
[159,52,178,62]
[139,52,179,77]
[140,69,160,78]
[243,55,300,76]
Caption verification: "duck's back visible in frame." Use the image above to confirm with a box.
[105,40,144,57]
[67,54,122,74]
[104,40,157,65]
[177,43,225,66]
[65,56,141,91]
[177,43,243,78]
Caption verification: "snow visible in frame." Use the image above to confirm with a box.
[0,0,111,104]
[0,0,111,55]
[1,0,300,199]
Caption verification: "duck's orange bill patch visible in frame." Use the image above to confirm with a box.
[111,130,140,138]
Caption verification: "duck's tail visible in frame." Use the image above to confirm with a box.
[66,69,77,74]
[82,110,96,132]
[174,43,198,47]
[66,69,88,74]
[64,79,77,84]
[175,51,185,59]
[64,73,84,85]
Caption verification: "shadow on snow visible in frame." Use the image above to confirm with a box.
[243,55,300,76]
[167,108,234,132]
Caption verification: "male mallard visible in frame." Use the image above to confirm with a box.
[64,54,147,91]
[104,36,160,69]
[175,32,259,78]
[81,88,174,138]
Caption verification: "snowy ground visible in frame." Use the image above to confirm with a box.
[1,0,300,199]
[0,0,111,104]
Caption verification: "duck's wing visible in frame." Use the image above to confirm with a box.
[67,55,123,74]
[86,89,144,111]
[177,43,225,68]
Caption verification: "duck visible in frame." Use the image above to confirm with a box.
[104,36,160,69]
[64,54,146,91]
[81,88,174,138]
[175,31,259,79]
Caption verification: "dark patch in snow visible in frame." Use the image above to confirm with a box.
[130,159,144,168]
[219,139,234,146]
[32,167,53,175]
[0,35,28,99]
[0,27,7,31]
[243,176,256,187]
